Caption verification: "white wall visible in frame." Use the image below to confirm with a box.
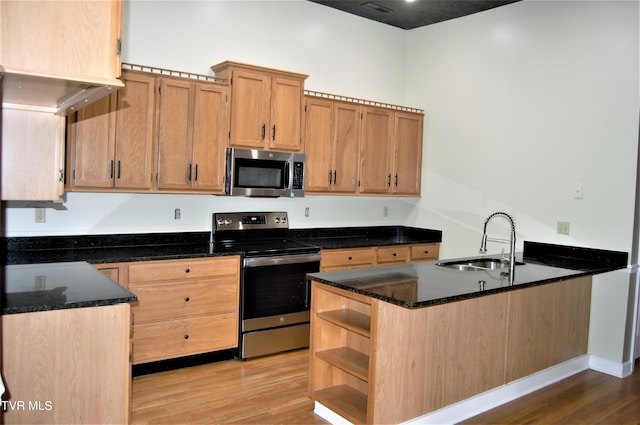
[404,0,640,367]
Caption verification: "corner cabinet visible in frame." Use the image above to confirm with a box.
[211,61,308,152]
[304,93,424,197]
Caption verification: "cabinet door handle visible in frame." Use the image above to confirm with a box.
[261,124,266,140]
[333,170,337,185]
[328,170,333,185]
[109,160,114,179]
[188,164,192,181]
[395,174,398,187]
[194,164,198,181]
[272,125,276,141]
[387,174,391,187]
[117,160,121,179]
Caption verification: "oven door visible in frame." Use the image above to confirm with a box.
[242,253,320,331]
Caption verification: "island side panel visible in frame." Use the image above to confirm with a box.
[505,276,592,382]
[371,292,510,424]
[2,303,132,424]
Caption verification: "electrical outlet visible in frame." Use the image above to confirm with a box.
[383,206,389,218]
[304,207,310,217]
[557,221,571,235]
[35,208,46,223]
[575,184,584,199]
[174,208,181,220]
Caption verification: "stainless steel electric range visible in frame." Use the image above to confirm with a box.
[212,212,320,359]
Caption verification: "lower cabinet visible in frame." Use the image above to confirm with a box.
[1,303,131,424]
[320,243,439,271]
[309,275,592,424]
[99,256,241,364]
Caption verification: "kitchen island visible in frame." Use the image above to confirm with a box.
[1,262,137,424]
[307,242,627,424]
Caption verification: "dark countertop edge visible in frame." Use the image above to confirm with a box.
[1,297,136,315]
[2,226,442,265]
[310,266,618,310]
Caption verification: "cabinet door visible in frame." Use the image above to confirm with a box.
[392,112,423,195]
[304,97,334,192]
[191,83,228,192]
[269,77,304,151]
[229,70,270,149]
[0,0,122,81]
[68,94,117,189]
[114,71,156,190]
[358,106,393,194]
[1,106,65,201]
[332,102,360,193]
[157,78,193,190]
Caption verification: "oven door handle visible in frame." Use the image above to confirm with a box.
[243,253,321,268]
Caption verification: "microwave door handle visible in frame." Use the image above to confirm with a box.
[284,162,290,188]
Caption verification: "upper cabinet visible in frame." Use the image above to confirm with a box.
[67,66,229,194]
[211,61,308,152]
[1,0,124,111]
[304,93,425,197]
[67,70,156,191]
[305,97,360,194]
[156,79,228,193]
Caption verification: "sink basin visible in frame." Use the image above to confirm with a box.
[436,257,524,272]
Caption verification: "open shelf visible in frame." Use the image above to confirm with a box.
[316,347,369,381]
[317,309,370,337]
[314,385,367,424]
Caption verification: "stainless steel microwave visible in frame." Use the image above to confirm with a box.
[225,148,306,197]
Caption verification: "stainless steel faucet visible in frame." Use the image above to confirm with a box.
[480,212,516,284]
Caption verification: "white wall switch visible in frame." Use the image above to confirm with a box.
[557,221,571,235]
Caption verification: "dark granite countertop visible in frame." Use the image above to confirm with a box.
[2,262,137,314]
[307,241,628,309]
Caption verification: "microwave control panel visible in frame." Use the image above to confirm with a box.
[292,162,304,190]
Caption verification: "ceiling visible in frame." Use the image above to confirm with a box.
[308,0,521,30]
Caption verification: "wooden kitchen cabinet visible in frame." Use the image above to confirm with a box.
[67,70,156,191]
[127,256,240,364]
[211,61,308,152]
[320,243,439,271]
[304,96,360,193]
[157,78,228,192]
[1,105,65,201]
[358,107,424,196]
[2,303,131,424]
[1,0,122,84]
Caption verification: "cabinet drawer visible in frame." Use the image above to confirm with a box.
[410,243,439,261]
[130,276,238,323]
[132,313,238,364]
[128,256,239,283]
[321,248,375,271]
[377,246,410,265]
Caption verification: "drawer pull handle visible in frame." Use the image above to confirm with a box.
[348,256,352,260]
[392,253,397,256]
[184,297,190,302]
[185,268,190,273]
[424,250,429,254]
[184,335,189,340]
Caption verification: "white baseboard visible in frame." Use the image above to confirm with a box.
[589,354,635,378]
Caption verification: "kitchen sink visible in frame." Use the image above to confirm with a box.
[436,257,524,271]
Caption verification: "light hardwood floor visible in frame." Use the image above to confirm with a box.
[132,350,639,424]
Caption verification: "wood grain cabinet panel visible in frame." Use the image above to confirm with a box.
[211,61,308,152]
[305,97,360,194]
[376,246,410,265]
[320,247,376,271]
[127,256,240,364]
[410,243,440,262]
